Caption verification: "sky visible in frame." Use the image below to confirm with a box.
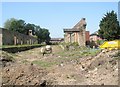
[118,1,120,25]
[1,2,119,38]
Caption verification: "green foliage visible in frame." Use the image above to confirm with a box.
[61,42,79,51]
[96,40,105,45]
[4,18,17,29]
[36,28,50,44]
[71,42,79,46]
[98,10,120,40]
[4,18,51,44]
[80,49,101,56]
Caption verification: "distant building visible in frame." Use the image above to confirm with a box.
[90,31,102,42]
[63,18,89,46]
[50,38,64,44]
[85,31,90,45]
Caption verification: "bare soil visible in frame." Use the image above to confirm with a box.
[1,45,119,85]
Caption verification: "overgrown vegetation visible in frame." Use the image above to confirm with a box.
[61,42,79,51]
[32,47,101,68]
[96,40,105,45]
[60,42,101,57]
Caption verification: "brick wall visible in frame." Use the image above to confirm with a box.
[85,31,90,42]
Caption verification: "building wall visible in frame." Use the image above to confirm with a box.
[90,35,102,42]
[64,30,90,46]
[50,38,64,44]
[86,31,90,41]
[64,33,71,43]
[63,18,88,46]
[1,28,38,45]
[78,29,86,46]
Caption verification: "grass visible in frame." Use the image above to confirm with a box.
[30,45,102,69]
[57,47,101,58]
[32,60,58,68]
[80,49,101,56]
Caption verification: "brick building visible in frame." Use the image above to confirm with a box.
[50,38,64,44]
[0,28,38,45]
[90,32,102,42]
[63,18,89,46]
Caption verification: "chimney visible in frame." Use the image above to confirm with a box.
[29,30,33,36]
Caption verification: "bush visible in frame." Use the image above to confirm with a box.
[71,42,79,46]
[61,42,79,51]
[97,40,105,45]
[89,40,97,48]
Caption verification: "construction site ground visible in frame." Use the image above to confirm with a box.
[1,45,119,85]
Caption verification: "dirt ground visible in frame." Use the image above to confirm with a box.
[1,45,119,85]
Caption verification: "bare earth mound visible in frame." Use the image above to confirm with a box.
[1,46,119,85]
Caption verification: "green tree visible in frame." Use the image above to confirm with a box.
[35,27,50,44]
[4,18,17,29]
[4,18,26,33]
[98,10,120,40]
[16,20,26,33]
[4,18,51,44]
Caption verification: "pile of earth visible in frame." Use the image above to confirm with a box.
[40,50,119,85]
[1,51,50,85]
[2,63,49,85]
[1,49,119,85]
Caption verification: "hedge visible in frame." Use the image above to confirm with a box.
[1,44,44,53]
